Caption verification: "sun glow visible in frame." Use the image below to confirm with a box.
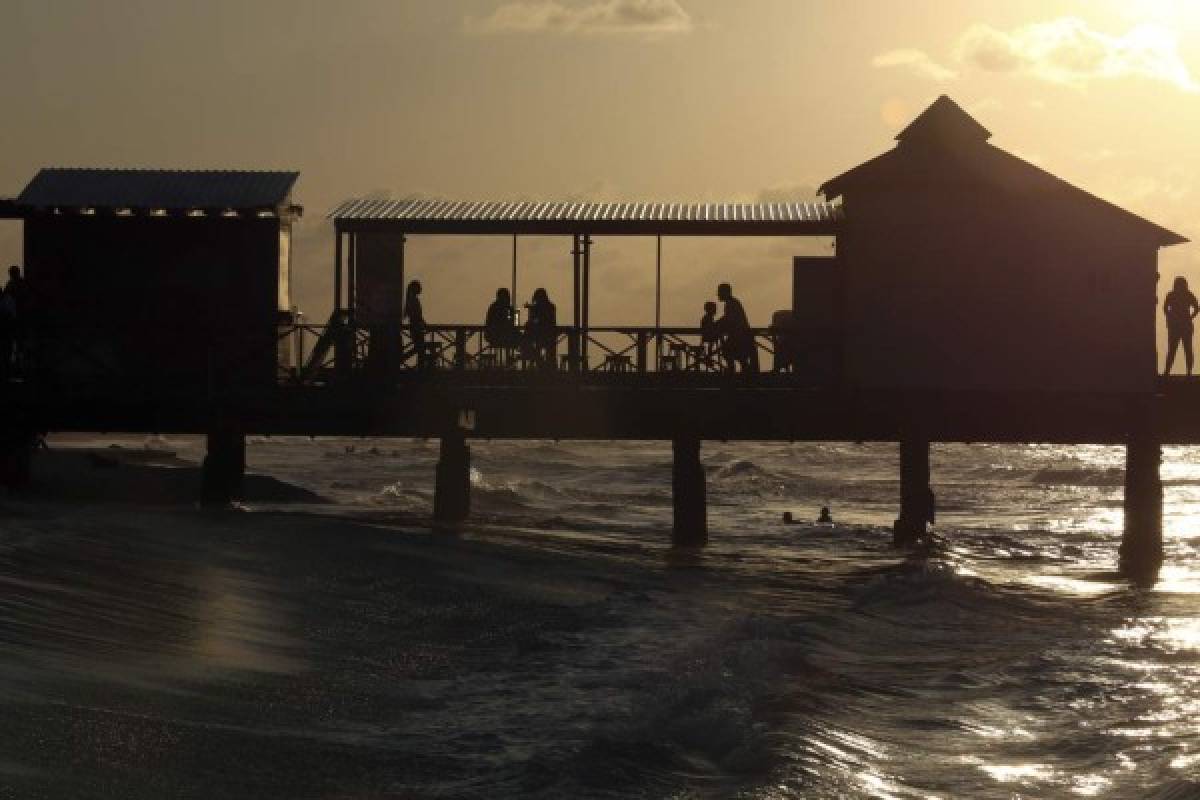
[1112,0,1200,28]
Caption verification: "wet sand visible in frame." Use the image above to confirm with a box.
[0,451,710,799]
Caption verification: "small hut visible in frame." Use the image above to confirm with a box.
[15,168,301,389]
[819,96,1186,393]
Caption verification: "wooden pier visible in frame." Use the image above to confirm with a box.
[2,96,1194,586]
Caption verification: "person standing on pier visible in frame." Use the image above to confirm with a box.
[717,282,758,373]
[1163,276,1199,376]
[700,301,721,370]
[0,286,14,382]
[404,280,430,369]
[4,266,30,372]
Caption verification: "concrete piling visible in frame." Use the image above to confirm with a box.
[201,427,245,506]
[1120,435,1163,586]
[894,437,934,547]
[433,432,471,525]
[672,435,707,547]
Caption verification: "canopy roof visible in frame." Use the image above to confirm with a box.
[16,168,300,213]
[329,198,842,236]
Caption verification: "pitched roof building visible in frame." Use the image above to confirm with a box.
[818,95,1185,393]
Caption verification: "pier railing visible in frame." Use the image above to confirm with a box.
[5,319,837,390]
[280,319,839,386]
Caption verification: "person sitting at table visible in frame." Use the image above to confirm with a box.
[484,288,519,355]
[524,287,557,369]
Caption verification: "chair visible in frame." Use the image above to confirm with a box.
[603,354,632,373]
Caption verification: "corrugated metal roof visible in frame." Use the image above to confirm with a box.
[17,168,300,211]
[328,197,843,235]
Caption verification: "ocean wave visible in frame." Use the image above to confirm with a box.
[849,560,1023,616]
[559,620,825,792]
[1030,467,1125,487]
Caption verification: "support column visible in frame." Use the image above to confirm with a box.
[570,235,581,371]
[348,232,357,317]
[582,234,592,369]
[333,230,343,313]
[893,437,934,547]
[433,432,471,525]
[1120,435,1163,586]
[201,426,245,506]
[672,436,707,547]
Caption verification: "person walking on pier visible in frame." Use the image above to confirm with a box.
[717,282,758,374]
[1163,276,1199,376]
[524,288,557,369]
[404,280,430,369]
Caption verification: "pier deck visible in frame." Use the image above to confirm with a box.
[11,373,1198,445]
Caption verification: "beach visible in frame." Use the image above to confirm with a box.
[1,438,1199,798]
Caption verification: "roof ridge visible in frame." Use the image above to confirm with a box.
[38,167,299,174]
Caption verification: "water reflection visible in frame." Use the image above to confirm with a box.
[0,516,302,691]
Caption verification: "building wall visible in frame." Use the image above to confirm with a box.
[24,215,281,388]
[838,188,1158,393]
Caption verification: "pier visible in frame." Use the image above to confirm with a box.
[1,96,1192,585]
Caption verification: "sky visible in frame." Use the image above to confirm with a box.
[3,0,1200,328]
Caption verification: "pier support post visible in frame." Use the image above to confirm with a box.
[894,437,934,547]
[672,436,707,547]
[433,432,471,525]
[201,427,245,506]
[1120,435,1163,586]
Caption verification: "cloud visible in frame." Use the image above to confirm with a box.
[872,49,957,82]
[755,182,820,204]
[466,0,692,37]
[873,17,1198,93]
[957,18,1198,91]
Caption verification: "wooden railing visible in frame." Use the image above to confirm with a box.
[282,317,840,386]
[4,317,837,390]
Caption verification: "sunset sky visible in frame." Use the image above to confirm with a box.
[3,0,1200,328]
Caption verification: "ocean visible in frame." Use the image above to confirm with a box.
[1,436,1199,798]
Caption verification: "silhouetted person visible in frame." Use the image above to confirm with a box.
[700,300,720,369]
[405,280,429,369]
[4,266,29,371]
[1163,276,1199,376]
[485,287,518,351]
[5,266,29,318]
[817,506,833,524]
[782,511,797,524]
[717,282,758,373]
[524,288,557,369]
[0,287,13,382]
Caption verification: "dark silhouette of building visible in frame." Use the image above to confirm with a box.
[15,168,301,389]
[820,95,1186,393]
